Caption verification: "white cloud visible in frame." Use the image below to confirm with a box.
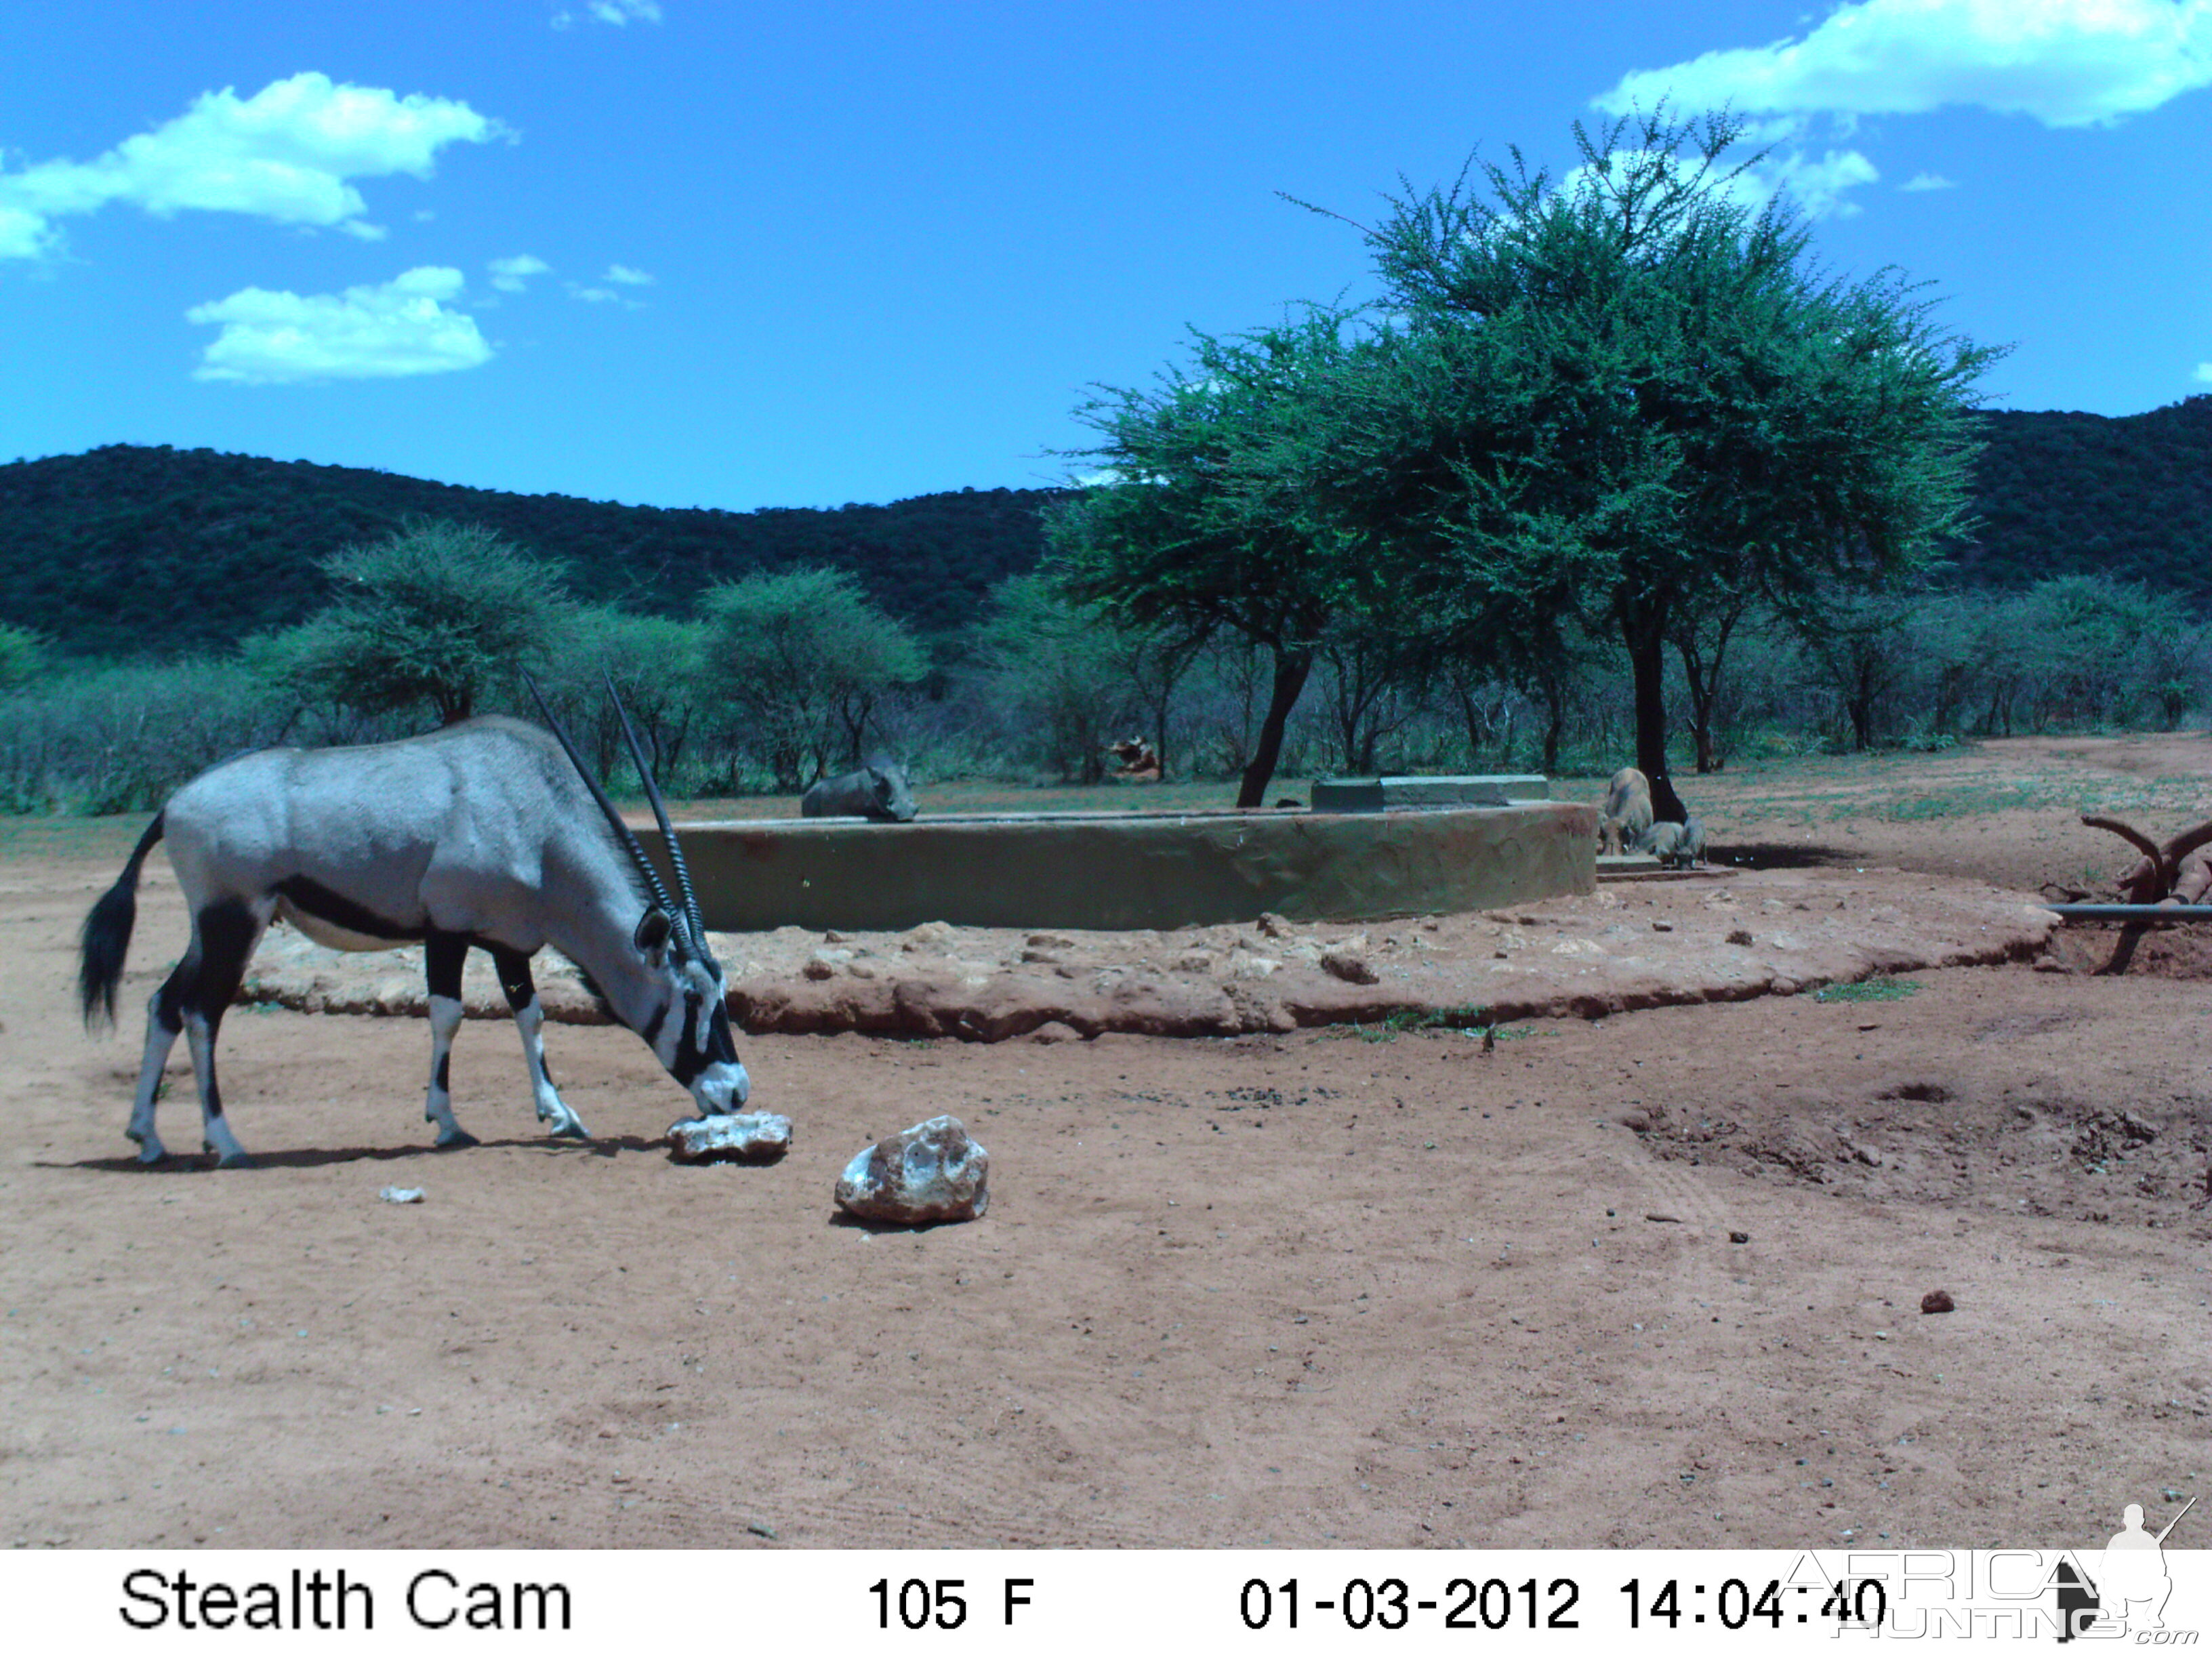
[1594,0,2212,129]
[186,266,491,384]
[1900,171,1959,190]
[2197,362,2212,383]
[489,253,552,291]
[1761,145,1881,218]
[339,220,389,241]
[568,284,621,303]
[0,72,504,260]
[604,263,654,285]
[0,201,51,260]
[1506,139,1881,243]
[552,0,662,25]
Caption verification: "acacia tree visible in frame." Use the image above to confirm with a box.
[698,566,925,790]
[543,607,709,786]
[971,574,1136,783]
[270,520,573,728]
[1330,108,1999,820]
[1668,586,1757,773]
[1048,312,1380,807]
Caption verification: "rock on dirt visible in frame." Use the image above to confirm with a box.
[835,1115,989,1225]
[668,1112,793,1164]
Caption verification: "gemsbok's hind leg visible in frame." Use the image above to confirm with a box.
[491,947,588,1140]
[177,897,267,1170]
[421,933,478,1149]
[126,975,188,1164]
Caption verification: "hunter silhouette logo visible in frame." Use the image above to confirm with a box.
[2058,1494,2195,1640]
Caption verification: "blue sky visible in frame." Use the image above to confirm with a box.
[3,1,2209,512]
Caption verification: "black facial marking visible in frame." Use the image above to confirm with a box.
[670,991,707,1086]
[640,1001,668,1046]
[273,876,421,943]
[705,1002,739,1065]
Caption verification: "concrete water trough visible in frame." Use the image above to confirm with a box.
[640,798,1596,935]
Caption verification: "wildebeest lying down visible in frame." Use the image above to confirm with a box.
[77,686,752,1168]
[801,760,916,821]
[1598,766,1654,855]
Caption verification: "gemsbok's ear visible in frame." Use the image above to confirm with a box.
[634,908,673,958]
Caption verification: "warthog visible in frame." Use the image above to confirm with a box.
[801,760,916,822]
[1635,817,1708,867]
[1597,766,1653,855]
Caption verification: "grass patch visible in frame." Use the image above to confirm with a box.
[1869,783,2051,822]
[1813,975,1921,1004]
[1318,1007,1530,1042]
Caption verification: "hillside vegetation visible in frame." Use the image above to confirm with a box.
[3,397,2209,663]
[0,445,1065,661]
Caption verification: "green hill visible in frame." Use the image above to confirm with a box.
[1951,396,2212,603]
[4,395,2209,661]
[0,445,1066,661]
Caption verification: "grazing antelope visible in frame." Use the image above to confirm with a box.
[77,682,751,1168]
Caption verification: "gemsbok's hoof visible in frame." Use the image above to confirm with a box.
[213,1151,257,1171]
[546,1122,592,1142]
[433,1127,480,1150]
[131,1137,167,1166]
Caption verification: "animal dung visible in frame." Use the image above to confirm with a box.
[1920,1288,1957,1315]
[377,1186,426,1204]
[835,1114,989,1225]
[667,1111,793,1165]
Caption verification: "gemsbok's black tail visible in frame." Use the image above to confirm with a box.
[79,811,165,1029]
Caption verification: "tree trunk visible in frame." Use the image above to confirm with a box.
[1237,648,1313,808]
[1540,675,1563,775]
[1456,685,1486,766]
[1623,611,1686,823]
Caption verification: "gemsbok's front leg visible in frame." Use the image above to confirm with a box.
[422,933,478,1149]
[491,946,588,1140]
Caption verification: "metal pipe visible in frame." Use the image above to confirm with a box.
[2045,903,2212,921]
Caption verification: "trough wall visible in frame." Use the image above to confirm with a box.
[639,802,1595,933]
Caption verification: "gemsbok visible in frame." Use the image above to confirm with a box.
[77,680,751,1168]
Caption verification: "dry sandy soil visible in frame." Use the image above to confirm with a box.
[4,735,2209,1551]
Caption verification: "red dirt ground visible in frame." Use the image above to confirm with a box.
[3,735,2207,1551]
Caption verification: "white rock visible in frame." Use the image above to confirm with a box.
[668,1111,794,1164]
[835,1115,989,1224]
[378,1186,425,1204]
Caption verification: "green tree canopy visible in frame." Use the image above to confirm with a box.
[698,565,926,790]
[1047,312,1383,806]
[265,520,574,728]
[1331,108,2001,818]
[540,607,711,785]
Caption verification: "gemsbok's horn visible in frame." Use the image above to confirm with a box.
[521,671,681,926]
[604,674,705,947]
